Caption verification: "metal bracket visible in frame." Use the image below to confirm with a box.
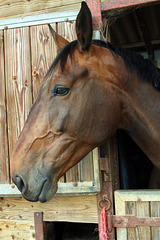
[107,215,160,232]
[34,212,46,240]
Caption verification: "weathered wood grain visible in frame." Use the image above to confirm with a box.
[78,152,94,182]
[0,220,35,240]
[0,195,98,223]
[115,190,160,240]
[125,201,137,239]
[0,0,81,20]
[0,30,9,184]
[136,202,150,240]
[30,23,57,100]
[150,201,160,239]
[4,27,32,157]
[57,21,77,42]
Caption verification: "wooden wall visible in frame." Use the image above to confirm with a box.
[115,190,160,240]
[0,23,57,184]
[0,30,9,184]
[0,195,98,239]
[0,18,101,194]
[0,0,81,20]
[0,21,98,185]
[0,20,100,239]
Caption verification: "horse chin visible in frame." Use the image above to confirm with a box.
[38,180,58,203]
[22,180,58,203]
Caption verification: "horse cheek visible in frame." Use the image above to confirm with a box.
[88,91,120,145]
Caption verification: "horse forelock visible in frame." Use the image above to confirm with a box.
[46,40,78,77]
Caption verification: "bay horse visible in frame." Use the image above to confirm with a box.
[11,2,160,202]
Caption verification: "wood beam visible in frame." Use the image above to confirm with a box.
[86,0,102,30]
[101,0,160,11]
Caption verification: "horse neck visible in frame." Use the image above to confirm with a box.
[118,71,160,165]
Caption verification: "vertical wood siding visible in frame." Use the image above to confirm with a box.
[0,30,9,183]
[0,21,96,187]
[115,190,160,240]
[4,27,32,158]
[30,23,57,100]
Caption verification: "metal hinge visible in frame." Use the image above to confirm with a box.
[107,215,160,232]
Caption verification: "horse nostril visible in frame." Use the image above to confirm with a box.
[13,175,26,193]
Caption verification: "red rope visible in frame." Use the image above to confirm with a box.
[100,207,109,240]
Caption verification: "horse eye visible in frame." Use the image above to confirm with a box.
[51,86,70,97]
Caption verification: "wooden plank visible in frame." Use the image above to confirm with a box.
[65,163,79,183]
[78,152,94,181]
[126,202,151,239]
[150,202,160,239]
[136,202,150,239]
[58,181,99,194]
[115,190,160,240]
[30,23,57,100]
[57,21,77,42]
[0,220,35,240]
[0,0,81,21]
[115,190,160,203]
[0,30,9,184]
[125,201,138,239]
[0,195,98,223]
[0,11,79,30]
[65,149,99,184]
[0,179,100,197]
[4,27,32,157]
[0,184,21,197]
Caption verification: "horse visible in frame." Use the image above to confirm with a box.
[11,1,160,203]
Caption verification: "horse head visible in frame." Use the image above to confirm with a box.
[11,2,122,202]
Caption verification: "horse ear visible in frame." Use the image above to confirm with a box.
[48,24,69,52]
[76,1,93,51]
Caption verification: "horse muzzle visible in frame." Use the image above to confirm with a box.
[12,174,57,203]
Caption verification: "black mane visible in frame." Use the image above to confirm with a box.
[48,39,160,90]
[93,40,160,90]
